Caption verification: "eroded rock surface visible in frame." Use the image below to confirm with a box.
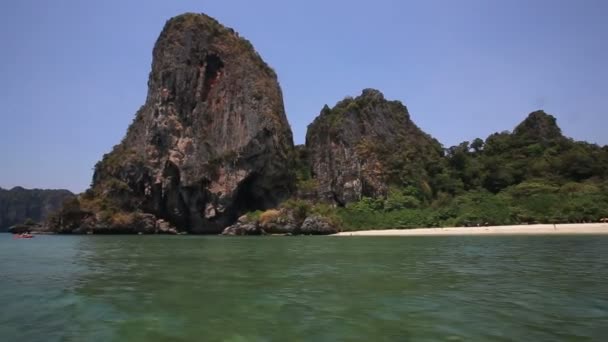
[305,89,443,205]
[220,211,338,236]
[299,215,338,235]
[73,13,294,233]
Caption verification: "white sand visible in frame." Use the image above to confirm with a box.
[333,223,608,236]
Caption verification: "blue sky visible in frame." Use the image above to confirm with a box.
[1,0,606,193]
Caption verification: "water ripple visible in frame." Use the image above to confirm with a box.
[1,234,607,341]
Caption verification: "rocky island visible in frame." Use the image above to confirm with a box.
[43,12,608,235]
[49,13,297,234]
[0,187,74,232]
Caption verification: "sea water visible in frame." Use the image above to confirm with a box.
[1,234,607,341]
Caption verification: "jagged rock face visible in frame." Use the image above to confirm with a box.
[299,216,338,235]
[92,13,294,233]
[0,187,74,231]
[305,89,443,205]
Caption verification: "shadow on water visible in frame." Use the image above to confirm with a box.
[1,234,608,341]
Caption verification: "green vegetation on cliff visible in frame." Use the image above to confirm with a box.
[298,109,608,231]
[306,88,444,205]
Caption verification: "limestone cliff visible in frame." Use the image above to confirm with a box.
[0,187,74,231]
[79,13,294,233]
[305,89,444,205]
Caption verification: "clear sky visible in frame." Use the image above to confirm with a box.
[1,0,606,193]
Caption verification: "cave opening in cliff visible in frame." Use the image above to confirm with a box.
[201,54,224,102]
[230,173,267,223]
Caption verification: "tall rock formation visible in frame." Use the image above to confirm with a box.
[513,110,564,142]
[86,13,294,233]
[305,89,444,205]
[0,187,74,231]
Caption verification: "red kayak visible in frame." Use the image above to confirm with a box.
[14,234,34,239]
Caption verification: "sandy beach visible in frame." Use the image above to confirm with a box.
[333,223,608,236]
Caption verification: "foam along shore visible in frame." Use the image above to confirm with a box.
[333,223,608,236]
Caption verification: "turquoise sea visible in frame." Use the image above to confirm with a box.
[1,234,607,341]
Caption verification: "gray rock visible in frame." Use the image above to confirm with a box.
[299,215,338,235]
[78,13,294,234]
[259,209,298,234]
[305,89,442,205]
[134,214,158,234]
[237,215,250,224]
[221,222,261,236]
[156,219,178,234]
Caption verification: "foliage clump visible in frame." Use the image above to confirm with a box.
[298,110,608,231]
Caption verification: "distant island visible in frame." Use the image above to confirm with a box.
[0,187,74,232]
[11,13,607,236]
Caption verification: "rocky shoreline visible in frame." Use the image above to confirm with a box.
[222,212,337,236]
